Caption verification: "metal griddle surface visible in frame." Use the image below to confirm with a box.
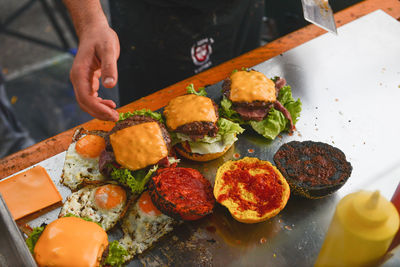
[8,10,400,266]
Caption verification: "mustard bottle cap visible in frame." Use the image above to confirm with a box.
[352,190,389,227]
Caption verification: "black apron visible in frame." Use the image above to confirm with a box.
[109,0,264,105]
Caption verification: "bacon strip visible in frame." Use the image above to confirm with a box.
[274,100,294,132]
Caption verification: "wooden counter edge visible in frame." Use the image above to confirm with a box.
[1,0,399,179]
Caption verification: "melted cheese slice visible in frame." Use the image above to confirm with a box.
[34,217,108,267]
[164,94,217,130]
[229,70,276,103]
[0,166,62,220]
[110,122,168,171]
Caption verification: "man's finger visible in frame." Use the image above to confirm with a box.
[99,99,117,109]
[80,96,119,122]
[99,43,118,88]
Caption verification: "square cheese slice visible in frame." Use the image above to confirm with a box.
[0,165,62,220]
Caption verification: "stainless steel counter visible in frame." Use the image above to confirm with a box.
[0,194,36,267]
[4,10,400,267]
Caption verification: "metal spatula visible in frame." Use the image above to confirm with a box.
[301,0,337,34]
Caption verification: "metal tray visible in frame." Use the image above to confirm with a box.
[5,10,400,267]
[0,194,36,267]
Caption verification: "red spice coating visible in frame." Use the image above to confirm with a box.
[217,162,284,217]
[149,167,214,220]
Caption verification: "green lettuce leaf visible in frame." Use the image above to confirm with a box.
[186,84,207,96]
[172,118,244,154]
[249,108,287,140]
[167,156,180,165]
[104,240,129,267]
[249,85,301,139]
[110,165,158,194]
[119,109,163,123]
[63,213,101,227]
[277,85,302,125]
[26,226,45,254]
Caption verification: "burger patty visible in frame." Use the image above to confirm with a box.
[100,245,109,266]
[174,100,219,140]
[149,167,215,220]
[233,106,270,121]
[222,76,294,129]
[99,115,171,177]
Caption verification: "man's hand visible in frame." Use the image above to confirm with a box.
[63,0,120,121]
[70,24,120,121]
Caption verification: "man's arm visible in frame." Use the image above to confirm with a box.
[63,0,120,121]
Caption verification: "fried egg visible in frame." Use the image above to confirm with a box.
[61,128,107,190]
[59,184,128,231]
[119,191,178,261]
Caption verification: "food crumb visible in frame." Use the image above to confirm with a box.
[260,237,267,244]
[233,153,240,159]
[335,98,339,102]
[285,225,293,231]
[247,148,255,153]
[172,236,179,241]
[297,133,302,137]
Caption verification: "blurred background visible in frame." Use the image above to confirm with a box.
[0,0,361,158]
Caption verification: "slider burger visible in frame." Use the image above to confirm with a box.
[220,69,302,140]
[26,216,127,267]
[164,85,244,161]
[99,110,178,194]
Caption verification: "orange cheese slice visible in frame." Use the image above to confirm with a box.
[0,166,62,220]
[229,70,276,103]
[110,122,168,171]
[34,217,108,267]
[164,94,217,130]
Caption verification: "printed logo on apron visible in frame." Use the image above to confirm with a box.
[191,37,214,74]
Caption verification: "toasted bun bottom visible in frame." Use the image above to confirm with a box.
[214,157,290,223]
[175,142,233,162]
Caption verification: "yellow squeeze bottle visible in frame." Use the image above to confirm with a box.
[315,190,400,267]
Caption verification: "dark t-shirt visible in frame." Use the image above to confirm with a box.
[109,0,264,105]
